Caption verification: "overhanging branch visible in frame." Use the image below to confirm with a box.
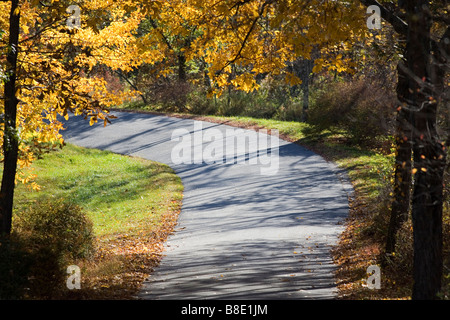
[359,0,408,36]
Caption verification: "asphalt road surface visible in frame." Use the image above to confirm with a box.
[63,111,353,300]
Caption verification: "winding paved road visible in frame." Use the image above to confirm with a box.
[63,111,353,300]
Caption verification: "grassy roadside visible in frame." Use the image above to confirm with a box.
[11,143,183,299]
[112,107,410,299]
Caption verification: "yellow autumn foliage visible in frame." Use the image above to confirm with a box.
[0,0,146,187]
[136,0,370,96]
[1,0,373,187]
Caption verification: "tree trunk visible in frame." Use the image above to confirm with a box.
[411,107,445,300]
[405,0,446,300]
[359,0,448,300]
[288,58,313,122]
[301,60,312,123]
[0,0,21,235]
[385,104,412,255]
[178,53,187,82]
[384,25,413,254]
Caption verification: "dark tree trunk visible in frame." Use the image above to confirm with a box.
[385,23,413,254]
[405,0,446,300]
[0,0,21,235]
[411,108,445,300]
[385,104,412,255]
[300,59,313,123]
[178,53,187,82]
[288,58,313,122]
[359,0,449,301]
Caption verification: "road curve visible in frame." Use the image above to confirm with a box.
[62,111,353,300]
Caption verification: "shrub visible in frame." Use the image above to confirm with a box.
[12,198,95,298]
[15,198,95,260]
[186,86,218,115]
[308,78,396,145]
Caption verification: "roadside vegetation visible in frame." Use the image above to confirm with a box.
[0,144,183,299]
[114,69,450,299]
